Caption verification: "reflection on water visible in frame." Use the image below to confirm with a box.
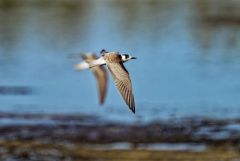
[1,0,240,122]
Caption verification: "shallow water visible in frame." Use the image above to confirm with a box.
[87,142,207,152]
[1,0,240,123]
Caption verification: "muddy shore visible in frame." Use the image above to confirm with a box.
[0,140,240,161]
[0,112,240,160]
[1,112,240,146]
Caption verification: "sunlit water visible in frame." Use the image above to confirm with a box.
[1,0,240,123]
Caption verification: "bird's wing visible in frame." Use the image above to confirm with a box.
[91,66,108,105]
[82,54,108,105]
[106,62,135,113]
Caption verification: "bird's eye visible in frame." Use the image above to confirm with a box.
[125,55,129,59]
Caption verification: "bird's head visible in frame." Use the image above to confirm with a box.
[121,54,137,62]
[100,49,108,56]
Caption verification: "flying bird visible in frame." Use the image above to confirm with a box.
[75,49,137,113]
[75,53,108,105]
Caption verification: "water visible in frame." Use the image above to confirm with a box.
[1,0,240,123]
[87,142,207,152]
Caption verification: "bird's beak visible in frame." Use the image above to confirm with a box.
[131,57,137,59]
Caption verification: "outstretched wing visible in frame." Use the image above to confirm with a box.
[106,62,135,113]
[82,54,108,105]
[91,66,108,105]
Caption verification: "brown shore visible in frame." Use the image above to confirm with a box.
[0,140,240,161]
[0,112,240,160]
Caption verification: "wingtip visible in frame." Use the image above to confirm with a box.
[131,107,135,114]
[99,100,105,106]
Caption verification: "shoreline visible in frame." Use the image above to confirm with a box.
[0,140,239,161]
[0,112,240,147]
[0,113,240,160]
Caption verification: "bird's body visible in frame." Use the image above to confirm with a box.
[75,49,136,113]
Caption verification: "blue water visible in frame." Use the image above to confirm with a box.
[1,0,240,122]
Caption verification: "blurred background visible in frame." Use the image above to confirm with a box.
[1,0,240,160]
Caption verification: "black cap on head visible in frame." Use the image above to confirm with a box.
[100,49,108,54]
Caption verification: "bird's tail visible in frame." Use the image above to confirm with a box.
[75,61,90,71]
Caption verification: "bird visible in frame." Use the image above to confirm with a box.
[75,53,108,105]
[75,49,137,113]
